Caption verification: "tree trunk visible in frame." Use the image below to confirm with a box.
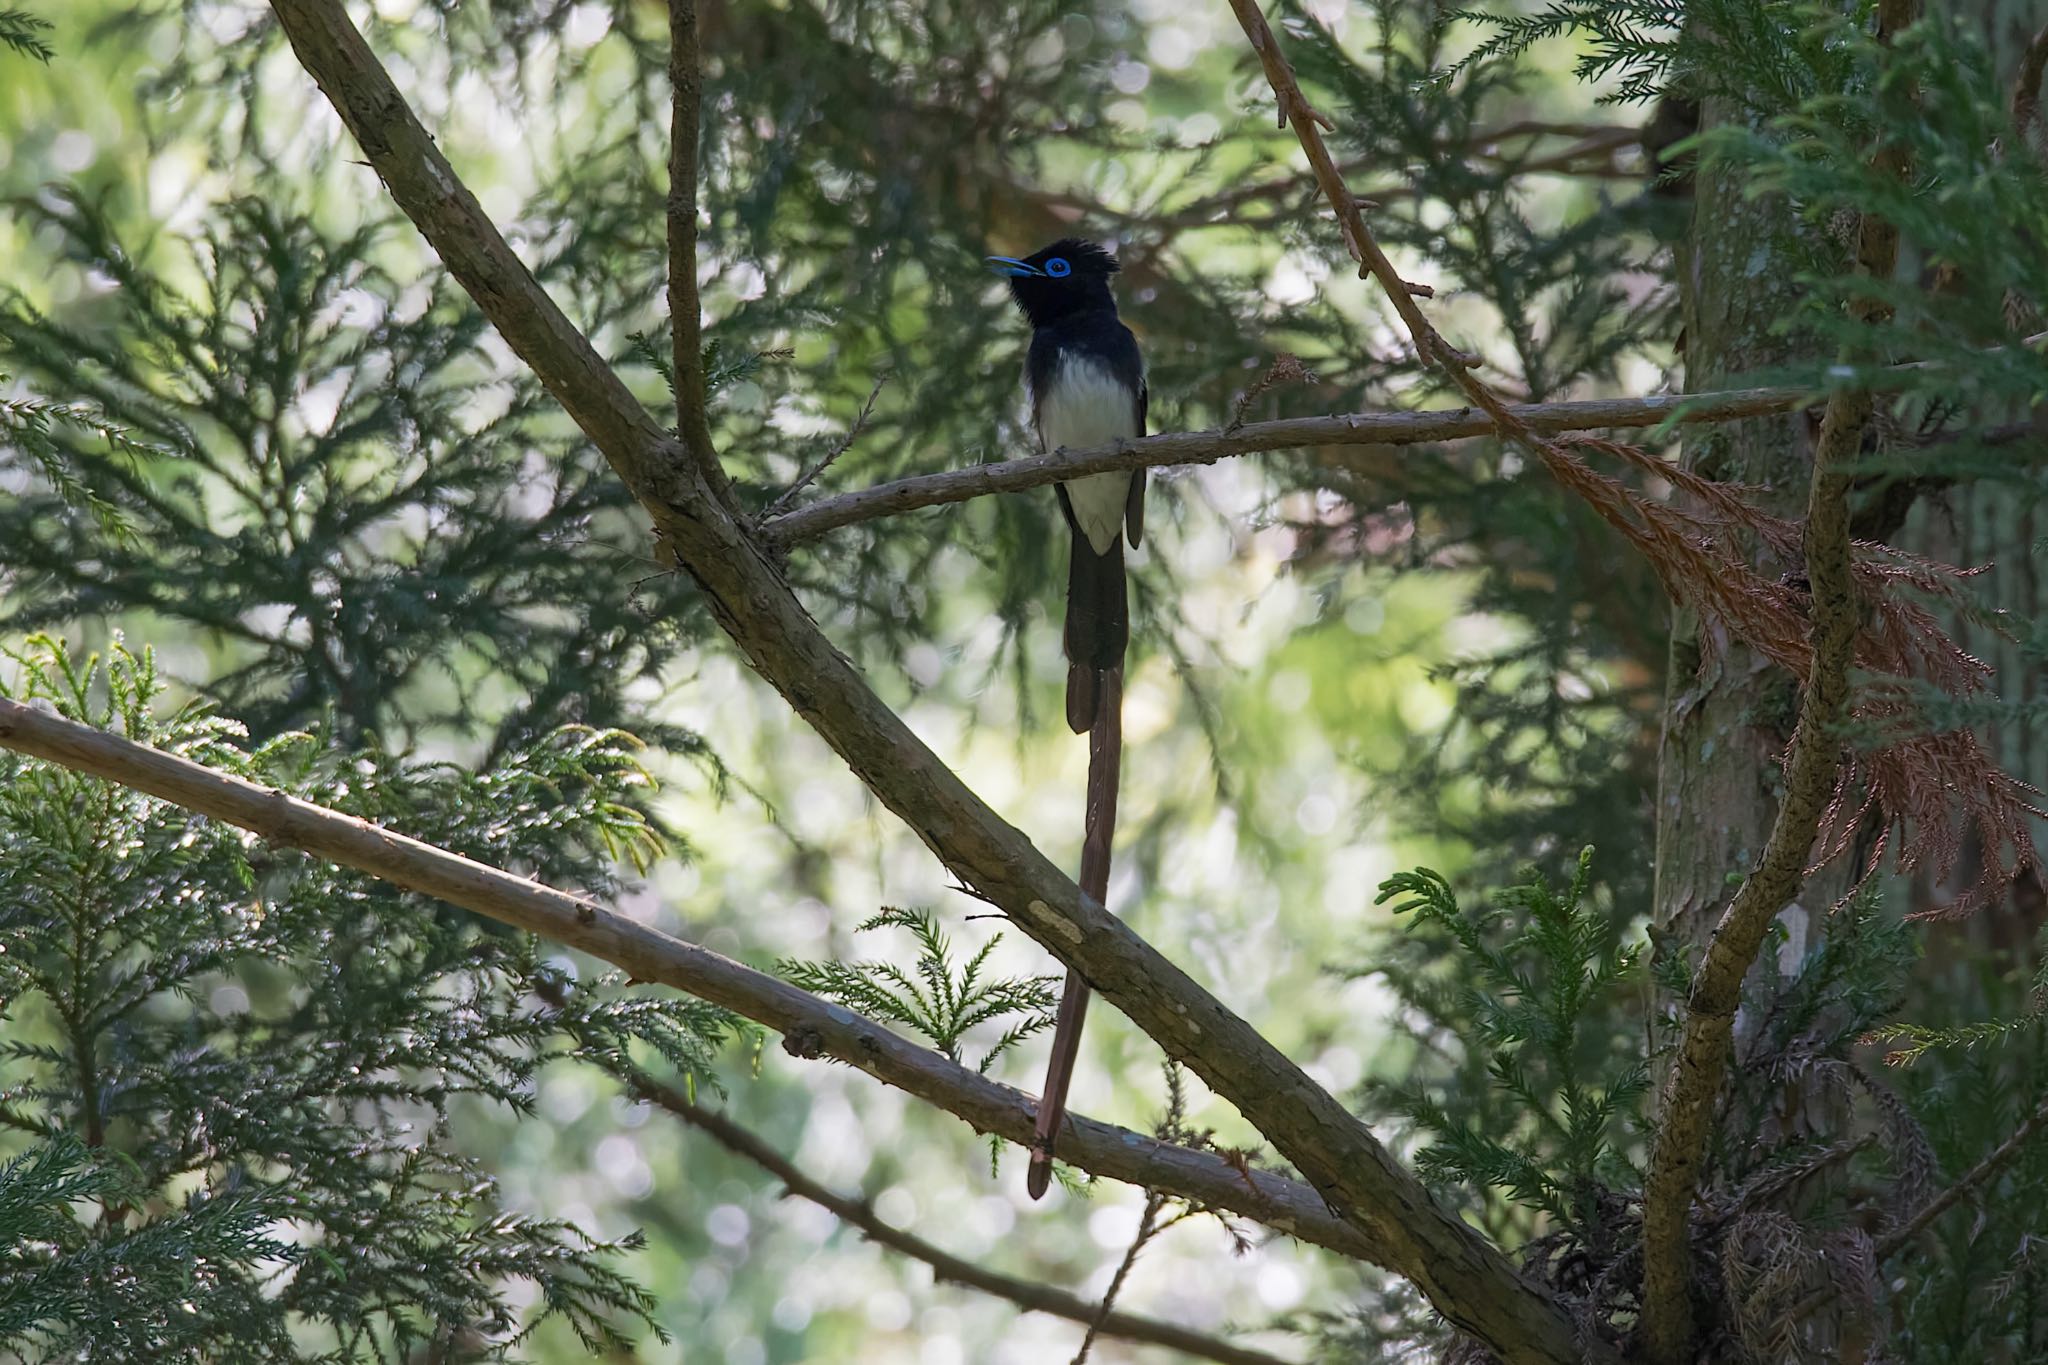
[1904,0,2048,946]
[1654,6,2048,1356]
[1652,88,1874,1364]
[1655,102,1855,995]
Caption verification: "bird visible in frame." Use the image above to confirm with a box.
[986,237,1145,1199]
[985,239,1147,734]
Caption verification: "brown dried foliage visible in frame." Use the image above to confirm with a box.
[1721,1211,1880,1363]
[1224,0,2040,919]
[1544,435,2042,912]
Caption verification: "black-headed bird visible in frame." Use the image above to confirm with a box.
[986,239,1146,734]
[986,238,1145,1199]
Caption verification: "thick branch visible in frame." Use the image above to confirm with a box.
[1640,5,1913,1354]
[625,1069,1297,1365]
[263,7,1594,1361]
[762,388,1809,545]
[1635,390,1859,1362]
[0,695,1376,1264]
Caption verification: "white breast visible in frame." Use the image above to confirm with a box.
[1035,353,1139,555]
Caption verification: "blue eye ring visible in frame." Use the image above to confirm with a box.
[1045,257,1072,278]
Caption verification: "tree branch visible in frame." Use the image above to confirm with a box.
[1639,3,1914,1355]
[1635,387,1860,1363]
[1771,1093,2048,1334]
[1225,0,1488,395]
[667,0,734,509]
[760,388,1809,545]
[1875,1092,2048,1264]
[0,693,1377,1265]
[263,6,1596,1360]
[761,333,2048,547]
[621,1067,1297,1365]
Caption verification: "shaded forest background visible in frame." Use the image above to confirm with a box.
[2,0,2046,1362]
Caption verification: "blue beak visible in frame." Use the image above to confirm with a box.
[985,255,1043,278]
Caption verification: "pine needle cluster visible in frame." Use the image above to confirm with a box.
[0,637,733,1359]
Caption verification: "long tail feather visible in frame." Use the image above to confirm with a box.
[1028,667,1122,1199]
[1063,535,1127,734]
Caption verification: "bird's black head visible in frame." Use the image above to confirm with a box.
[985,238,1121,327]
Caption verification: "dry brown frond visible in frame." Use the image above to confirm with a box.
[1546,437,2043,915]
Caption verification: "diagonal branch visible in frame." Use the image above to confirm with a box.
[264,5,1595,1362]
[0,694,1377,1265]
[621,1067,1298,1365]
[1873,1093,2048,1263]
[1771,1093,2048,1334]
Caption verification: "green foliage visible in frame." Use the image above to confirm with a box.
[1885,1010,2048,1361]
[0,192,711,760]
[0,636,734,1360]
[1866,933,2046,1066]
[1748,885,1917,1060]
[779,908,1058,1073]
[621,331,791,411]
[1448,0,1854,110]
[0,375,150,540]
[1708,18,2048,405]
[0,8,51,63]
[1364,849,1650,1238]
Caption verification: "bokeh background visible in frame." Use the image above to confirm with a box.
[4,0,1950,1359]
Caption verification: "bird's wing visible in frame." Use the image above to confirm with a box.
[1125,376,1148,548]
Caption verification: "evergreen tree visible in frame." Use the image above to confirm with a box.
[2,0,2045,1362]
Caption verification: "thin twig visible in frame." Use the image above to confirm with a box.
[1073,1190,1171,1365]
[1225,0,1486,386]
[1073,1064,1204,1363]
[667,0,734,509]
[761,370,889,519]
[621,1068,1296,1365]
[1771,1094,2048,1333]
[1225,353,1318,433]
[0,694,1377,1266]
[761,386,1804,545]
